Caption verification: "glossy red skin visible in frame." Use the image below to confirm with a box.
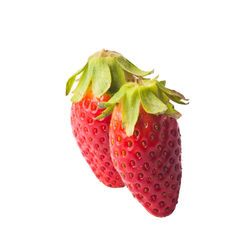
[109,106,182,217]
[71,92,124,188]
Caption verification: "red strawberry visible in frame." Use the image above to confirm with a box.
[98,79,188,215]
[71,92,125,187]
[66,50,153,187]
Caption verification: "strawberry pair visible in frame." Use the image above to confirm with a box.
[66,50,188,217]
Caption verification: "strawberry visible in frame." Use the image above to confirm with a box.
[97,79,188,215]
[66,50,153,187]
[70,92,124,187]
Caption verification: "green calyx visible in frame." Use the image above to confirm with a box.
[66,49,154,102]
[96,79,188,136]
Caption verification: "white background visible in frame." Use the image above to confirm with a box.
[0,0,250,249]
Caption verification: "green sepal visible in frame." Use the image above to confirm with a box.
[158,80,166,86]
[71,59,95,102]
[159,93,182,119]
[66,63,87,96]
[107,59,126,93]
[95,83,135,120]
[122,87,140,136]
[116,56,154,77]
[98,83,135,109]
[139,87,167,114]
[166,94,187,105]
[157,82,188,105]
[92,58,111,97]
[95,104,115,120]
[165,101,182,119]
